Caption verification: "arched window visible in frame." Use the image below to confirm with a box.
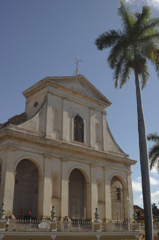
[52,173,60,198]
[116,188,121,200]
[110,176,124,221]
[74,115,84,142]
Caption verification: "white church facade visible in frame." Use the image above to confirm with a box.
[0,75,136,223]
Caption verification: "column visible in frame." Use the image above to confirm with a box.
[45,94,53,138]
[90,164,97,220]
[86,183,91,219]
[104,167,111,221]
[61,159,69,218]
[123,188,128,221]
[42,154,52,218]
[103,167,106,221]
[3,146,16,217]
[38,176,44,218]
[127,169,134,222]
[62,99,69,142]
[102,112,107,151]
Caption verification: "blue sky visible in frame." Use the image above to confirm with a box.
[0,0,159,208]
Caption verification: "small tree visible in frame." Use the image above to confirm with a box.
[152,203,159,217]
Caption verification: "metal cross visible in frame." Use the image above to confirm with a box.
[74,56,82,76]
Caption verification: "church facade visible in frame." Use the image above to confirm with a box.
[0,75,136,222]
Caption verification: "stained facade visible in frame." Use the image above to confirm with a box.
[0,75,136,222]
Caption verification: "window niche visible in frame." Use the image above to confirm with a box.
[53,109,61,139]
[74,115,84,143]
[97,180,104,203]
[116,188,121,200]
[96,122,102,143]
[52,173,60,199]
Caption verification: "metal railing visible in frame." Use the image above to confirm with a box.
[5,218,159,234]
[58,220,92,232]
[101,222,129,232]
[7,219,43,232]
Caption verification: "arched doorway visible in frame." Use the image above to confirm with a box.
[110,176,125,222]
[69,169,86,220]
[13,159,39,219]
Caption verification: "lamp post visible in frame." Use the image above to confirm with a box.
[127,195,131,231]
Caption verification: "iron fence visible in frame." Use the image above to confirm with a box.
[7,219,43,232]
[5,218,159,234]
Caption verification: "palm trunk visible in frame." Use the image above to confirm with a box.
[135,71,153,240]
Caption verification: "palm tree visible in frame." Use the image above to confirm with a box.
[95,1,159,240]
[147,132,159,170]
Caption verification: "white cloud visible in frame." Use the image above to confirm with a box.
[137,176,141,182]
[125,0,159,9]
[133,191,159,207]
[151,191,159,203]
[150,164,158,175]
[133,193,143,207]
[150,177,159,185]
[132,175,158,195]
[132,180,142,192]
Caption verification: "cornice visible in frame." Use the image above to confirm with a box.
[0,127,137,166]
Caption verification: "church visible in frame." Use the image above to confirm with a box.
[0,75,136,223]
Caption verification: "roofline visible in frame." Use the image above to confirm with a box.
[22,75,112,107]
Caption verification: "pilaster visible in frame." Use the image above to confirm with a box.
[104,167,111,221]
[61,159,69,218]
[127,169,133,222]
[42,154,52,218]
[90,164,97,220]
[3,146,17,217]
[38,175,44,218]
[45,94,53,138]
[86,183,91,219]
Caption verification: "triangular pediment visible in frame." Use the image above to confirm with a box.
[48,75,111,106]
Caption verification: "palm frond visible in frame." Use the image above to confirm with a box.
[153,49,159,77]
[134,6,151,36]
[113,55,125,88]
[140,18,159,36]
[139,32,159,45]
[147,133,159,169]
[150,155,159,170]
[95,0,159,97]
[95,30,123,50]
[120,61,132,88]
[147,132,159,142]
[140,62,149,89]
[107,38,129,69]
[149,143,159,158]
[118,1,134,33]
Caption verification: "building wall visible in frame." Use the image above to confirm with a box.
[0,76,135,223]
[0,142,132,222]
